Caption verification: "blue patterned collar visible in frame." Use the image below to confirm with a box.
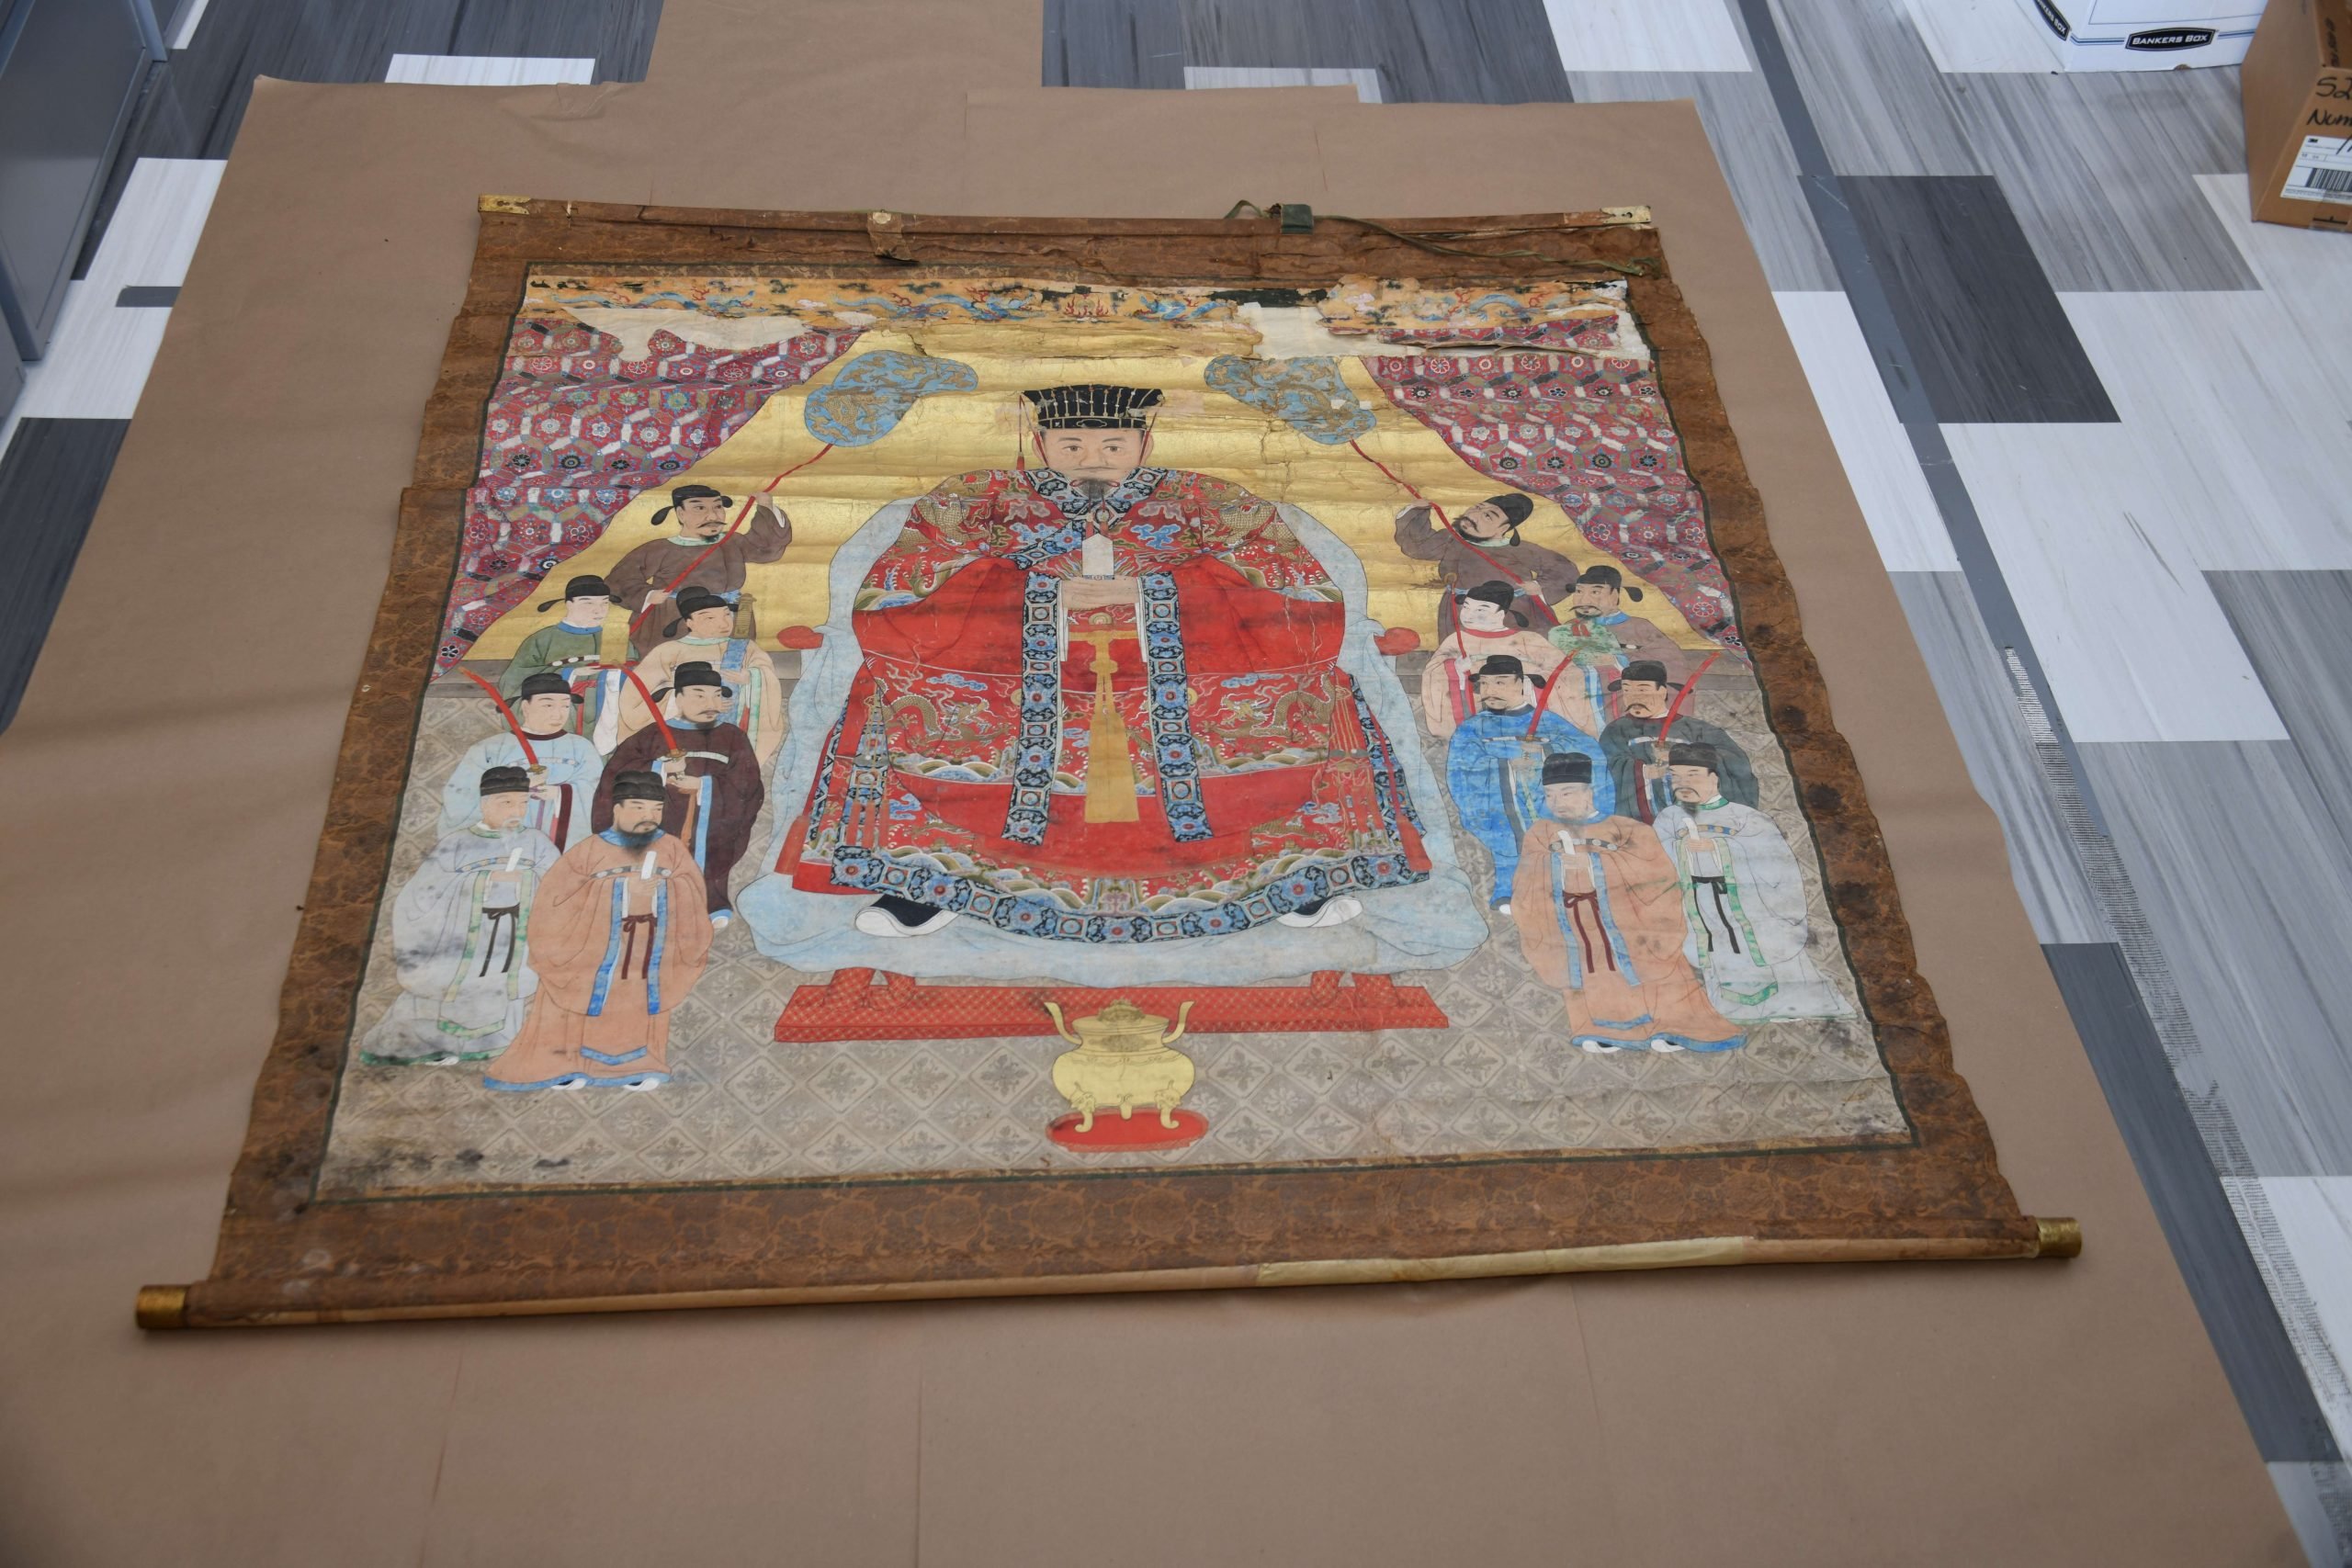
[1024,465,1167,525]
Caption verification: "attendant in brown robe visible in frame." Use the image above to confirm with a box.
[604,482,793,656]
[594,660,763,926]
[483,773,713,1092]
[1393,493,1580,626]
[1510,752,1742,1055]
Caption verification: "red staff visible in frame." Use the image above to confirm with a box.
[1656,648,1724,740]
[456,668,542,769]
[1350,438,1563,629]
[571,659,711,848]
[624,445,835,646]
[575,661,682,756]
[1621,648,1725,819]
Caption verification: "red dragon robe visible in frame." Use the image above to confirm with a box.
[782,464,1431,943]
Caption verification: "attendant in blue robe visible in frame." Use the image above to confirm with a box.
[441,672,607,851]
[1444,653,1611,911]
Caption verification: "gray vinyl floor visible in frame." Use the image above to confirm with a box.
[5,2,2349,1559]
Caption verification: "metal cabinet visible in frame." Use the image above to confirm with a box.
[0,0,164,362]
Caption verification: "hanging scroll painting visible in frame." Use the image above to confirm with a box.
[143,207,2068,1329]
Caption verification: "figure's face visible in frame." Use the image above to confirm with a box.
[1570,582,1619,619]
[516,692,573,731]
[564,594,611,623]
[1475,674,1527,712]
[1618,680,1672,719]
[1668,764,1719,805]
[480,791,528,829]
[684,605,734,638]
[612,797,665,833]
[1456,501,1512,541]
[1035,428,1148,482]
[675,682,728,724]
[676,496,731,538]
[1456,597,1509,633]
[1544,782,1594,818]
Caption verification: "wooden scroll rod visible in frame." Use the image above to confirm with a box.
[137,1218,2079,1330]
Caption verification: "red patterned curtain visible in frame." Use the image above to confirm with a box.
[1364,350,1744,659]
[435,321,860,670]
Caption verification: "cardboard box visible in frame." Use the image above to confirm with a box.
[2244,0,2352,229]
[2013,0,2267,70]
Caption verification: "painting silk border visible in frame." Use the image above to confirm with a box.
[156,206,2059,1328]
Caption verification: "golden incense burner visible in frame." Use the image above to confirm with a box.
[1040,998,1197,1133]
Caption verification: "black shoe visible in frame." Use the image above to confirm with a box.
[854,895,960,936]
[873,895,943,928]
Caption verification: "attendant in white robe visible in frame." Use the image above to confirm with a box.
[361,767,560,1065]
[615,586,787,763]
[440,673,605,852]
[1651,741,1852,1021]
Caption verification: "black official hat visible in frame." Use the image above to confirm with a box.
[1667,741,1723,772]
[1022,383,1163,430]
[536,573,613,611]
[1576,563,1644,602]
[1609,660,1681,692]
[516,671,584,704]
[1460,492,1533,533]
[650,482,732,527]
[1541,752,1593,786]
[656,660,733,700]
[609,770,667,803]
[1475,654,1528,681]
[662,586,735,638]
[1453,581,1528,626]
[479,765,532,796]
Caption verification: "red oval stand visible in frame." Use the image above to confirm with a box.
[1047,1109,1209,1152]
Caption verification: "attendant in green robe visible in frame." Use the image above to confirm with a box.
[499,573,624,746]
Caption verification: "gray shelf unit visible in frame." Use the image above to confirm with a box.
[0,0,165,365]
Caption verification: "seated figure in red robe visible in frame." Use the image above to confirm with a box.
[779,382,1434,944]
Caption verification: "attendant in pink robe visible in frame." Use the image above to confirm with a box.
[1419,581,1593,737]
[484,772,713,1091]
[1510,751,1741,1055]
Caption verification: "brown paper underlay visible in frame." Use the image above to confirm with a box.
[0,2,2297,1558]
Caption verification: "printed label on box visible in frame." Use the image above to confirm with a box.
[2282,135,2352,203]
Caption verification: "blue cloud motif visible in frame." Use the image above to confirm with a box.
[805,351,978,446]
[1204,355,1375,445]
